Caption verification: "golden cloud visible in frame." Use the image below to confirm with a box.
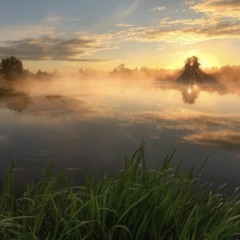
[114,21,240,44]
[192,0,240,19]
[112,0,240,44]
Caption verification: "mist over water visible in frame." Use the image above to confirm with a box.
[1,68,240,192]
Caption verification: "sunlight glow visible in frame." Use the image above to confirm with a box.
[200,59,210,69]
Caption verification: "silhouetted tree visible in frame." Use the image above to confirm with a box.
[184,56,200,70]
[181,56,201,82]
[177,56,217,84]
[0,56,24,80]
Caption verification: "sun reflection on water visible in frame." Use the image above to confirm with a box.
[187,85,192,94]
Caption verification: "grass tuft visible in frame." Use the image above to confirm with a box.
[0,144,240,239]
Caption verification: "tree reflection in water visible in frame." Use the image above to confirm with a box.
[0,88,30,112]
[181,84,199,104]
[4,96,30,112]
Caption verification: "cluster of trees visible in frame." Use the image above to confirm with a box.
[0,56,24,80]
[177,56,217,84]
[35,70,54,79]
[0,56,54,80]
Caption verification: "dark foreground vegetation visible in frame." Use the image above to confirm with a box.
[0,146,240,240]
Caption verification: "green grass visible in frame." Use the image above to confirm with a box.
[0,145,240,239]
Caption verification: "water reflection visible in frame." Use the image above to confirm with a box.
[0,88,30,112]
[181,85,199,104]
[0,78,240,192]
[157,79,229,105]
[3,96,30,112]
[184,130,240,153]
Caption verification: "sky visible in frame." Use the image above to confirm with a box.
[0,0,240,73]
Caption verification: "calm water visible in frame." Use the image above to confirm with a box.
[1,77,240,192]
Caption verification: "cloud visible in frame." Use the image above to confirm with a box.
[112,0,240,45]
[151,6,166,12]
[115,25,204,44]
[192,0,240,20]
[0,1,239,63]
[114,16,240,45]
[0,25,56,42]
[0,33,114,61]
[43,15,82,24]
[184,0,197,6]
[114,23,134,28]
[187,0,240,40]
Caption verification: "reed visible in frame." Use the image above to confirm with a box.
[0,144,240,239]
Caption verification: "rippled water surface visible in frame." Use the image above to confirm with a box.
[1,77,240,191]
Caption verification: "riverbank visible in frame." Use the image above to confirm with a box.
[0,145,240,239]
